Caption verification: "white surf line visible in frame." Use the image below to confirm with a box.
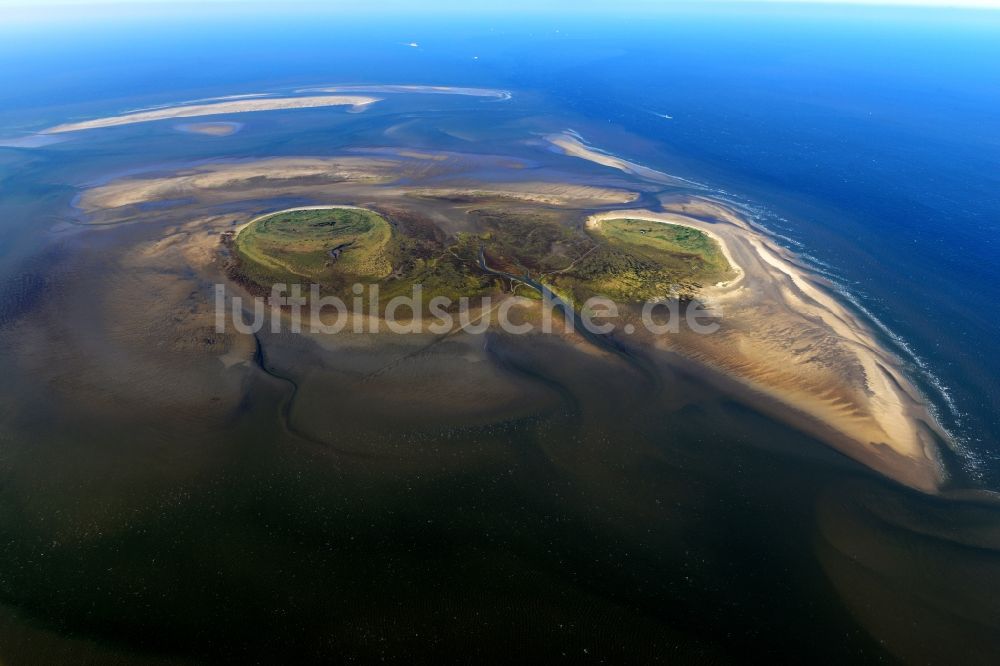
[715,192,965,430]
[580,126,966,474]
[592,209,933,451]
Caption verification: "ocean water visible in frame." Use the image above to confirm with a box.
[2,5,1000,662]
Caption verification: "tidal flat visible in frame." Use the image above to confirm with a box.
[0,87,998,664]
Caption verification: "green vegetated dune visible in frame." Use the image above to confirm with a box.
[554,217,733,303]
[235,208,394,285]
[233,206,493,302]
[233,206,731,308]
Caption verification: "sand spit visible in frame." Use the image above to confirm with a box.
[408,182,638,206]
[42,95,380,134]
[545,132,703,188]
[77,157,404,213]
[76,156,637,216]
[305,84,511,100]
[589,206,947,492]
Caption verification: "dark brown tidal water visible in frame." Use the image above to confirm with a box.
[3,284,1000,664]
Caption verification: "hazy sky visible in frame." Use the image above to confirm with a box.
[2,0,999,8]
[3,0,998,27]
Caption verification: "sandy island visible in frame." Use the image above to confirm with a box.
[42,95,380,134]
[76,157,404,213]
[76,156,640,216]
[71,149,949,493]
[589,205,947,493]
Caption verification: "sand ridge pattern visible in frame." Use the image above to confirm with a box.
[590,203,946,492]
[70,147,950,492]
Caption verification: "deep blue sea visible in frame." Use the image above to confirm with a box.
[4,5,996,483]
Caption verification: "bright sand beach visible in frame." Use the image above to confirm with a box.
[588,206,947,492]
[42,95,380,134]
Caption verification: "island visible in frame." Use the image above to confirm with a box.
[70,142,948,493]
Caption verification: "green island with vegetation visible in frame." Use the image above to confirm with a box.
[551,217,733,304]
[233,207,394,286]
[231,207,732,310]
[231,206,493,303]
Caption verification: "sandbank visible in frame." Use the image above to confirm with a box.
[588,207,946,492]
[42,95,380,134]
